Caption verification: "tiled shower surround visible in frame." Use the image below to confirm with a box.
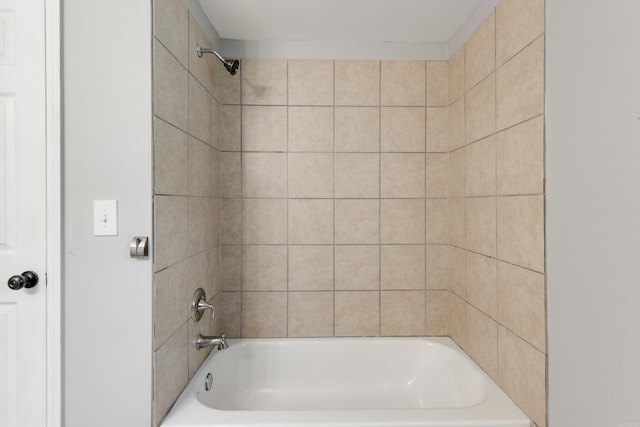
[152,0,223,424]
[152,0,545,426]
[217,58,451,339]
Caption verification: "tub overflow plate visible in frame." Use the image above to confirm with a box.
[205,373,213,391]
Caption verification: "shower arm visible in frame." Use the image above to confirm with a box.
[196,44,225,62]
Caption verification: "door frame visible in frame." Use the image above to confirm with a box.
[45,0,61,426]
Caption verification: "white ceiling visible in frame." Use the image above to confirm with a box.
[199,0,488,43]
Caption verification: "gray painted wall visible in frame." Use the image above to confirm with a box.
[63,0,153,425]
[546,1,640,425]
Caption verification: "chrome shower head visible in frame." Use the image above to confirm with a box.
[222,58,240,76]
[196,44,239,76]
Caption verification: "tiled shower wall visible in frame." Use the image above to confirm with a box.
[217,60,451,339]
[448,1,546,426]
[152,0,223,424]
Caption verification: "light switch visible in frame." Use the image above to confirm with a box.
[93,200,118,236]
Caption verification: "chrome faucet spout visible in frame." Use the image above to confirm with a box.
[196,333,228,351]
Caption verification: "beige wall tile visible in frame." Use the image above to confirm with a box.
[465,74,496,144]
[242,153,288,198]
[335,153,380,198]
[220,199,241,244]
[288,60,334,106]
[220,64,241,105]
[220,245,241,292]
[210,57,221,105]
[154,196,188,270]
[426,153,449,198]
[448,47,465,103]
[449,198,465,248]
[426,61,448,107]
[288,153,334,198]
[335,60,380,106]
[242,292,287,337]
[153,325,188,425]
[216,292,241,338]
[426,245,450,290]
[466,304,498,380]
[242,199,287,244]
[210,246,221,295]
[465,11,496,91]
[188,198,214,256]
[242,106,287,151]
[498,326,546,427]
[466,135,497,197]
[242,245,287,291]
[497,195,544,272]
[380,199,425,244]
[496,0,545,66]
[335,245,380,291]
[211,100,220,150]
[211,146,220,198]
[335,107,380,152]
[288,199,333,244]
[466,252,497,319]
[381,153,425,198]
[426,199,449,244]
[381,107,426,152]
[466,197,496,257]
[498,261,545,352]
[449,148,465,198]
[288,245,334,291]
[288,107,334,152]
[449,247,466,297]
[426,290,449,335]
[288,292,334,337]
[211,197,220,248]
[219,152,241,198]
[220,105,241,151]
[188,14,213,94]
[426,107,449,152]
[153,0,188,67]
[381,291,425,336]
[241,59,287,105]
[335,199,379,244]
[153,262,190,349]
[335,291,380,336]
[189,76,212,145]
[449,294,467,348]
[154,40,188,131]
[448,98,465,151]
[381,61,426,106]
[497,116,544,195]
[154,118,188,196]
[496,37,544,131]
[189,138,212,197]
[381,245,426,290]
[189,250,214,303]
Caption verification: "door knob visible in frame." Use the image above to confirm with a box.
[7,271,39,290]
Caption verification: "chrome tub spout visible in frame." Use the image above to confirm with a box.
[196,333,228,351]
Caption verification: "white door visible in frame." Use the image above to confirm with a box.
[0,0,47,425]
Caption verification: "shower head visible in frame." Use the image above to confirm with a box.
[196,44,239,76]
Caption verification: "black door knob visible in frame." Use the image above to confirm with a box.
[7,271,39,290]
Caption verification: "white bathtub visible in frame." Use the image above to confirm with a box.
[161,337,530,427]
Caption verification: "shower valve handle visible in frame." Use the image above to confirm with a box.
[192,288,215,322]
[197,299,215,321]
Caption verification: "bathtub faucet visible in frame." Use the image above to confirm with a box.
[196,333,228,351]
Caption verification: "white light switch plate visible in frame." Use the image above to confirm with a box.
[93,200,118,236]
